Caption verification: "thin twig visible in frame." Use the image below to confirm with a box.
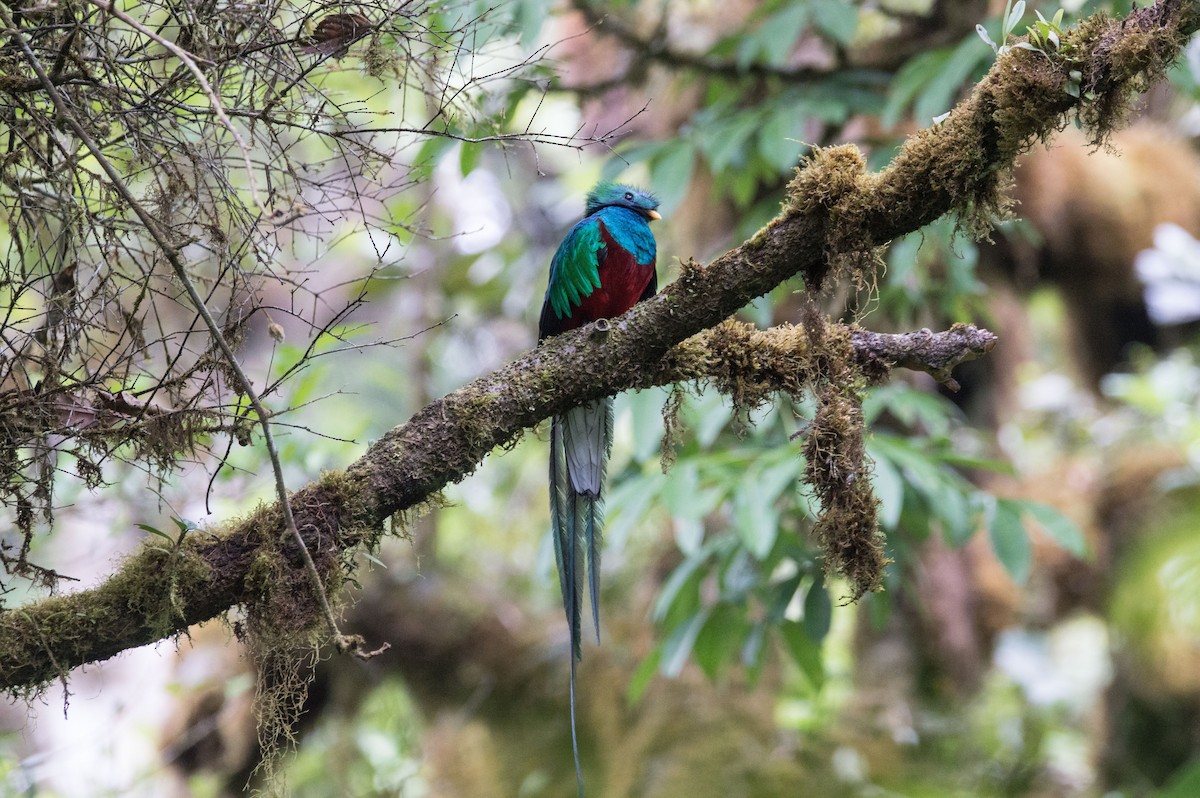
[83,0,269,214]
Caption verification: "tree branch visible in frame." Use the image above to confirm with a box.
[1,0,1195,692]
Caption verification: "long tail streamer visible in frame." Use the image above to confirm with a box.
[549,398,613,795]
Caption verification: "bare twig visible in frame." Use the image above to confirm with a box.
[84,0,270,214]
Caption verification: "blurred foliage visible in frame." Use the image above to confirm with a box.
[9,0,1200,794]
[266,0,1200,793]
[289,679,427,796]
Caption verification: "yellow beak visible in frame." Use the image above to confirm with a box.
[647,209,662,221]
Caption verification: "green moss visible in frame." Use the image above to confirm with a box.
[804,384,887,599]
[659,386,687,473]
[246,551,282,597]
[390,492,448,541]
[785,145,867,216]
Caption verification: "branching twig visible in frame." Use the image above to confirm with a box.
[84,0,269,214]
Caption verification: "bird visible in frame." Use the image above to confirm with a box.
[538,181,660,793]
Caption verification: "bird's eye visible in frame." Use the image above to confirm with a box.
[624,192,634,201]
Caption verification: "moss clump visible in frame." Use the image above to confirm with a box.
[804,385,886,599]
[236,469,389,795]
[390,491,449,540]
[785,145,867,215]
[700,320,813,411]
[240,542,326,796]
[784,145,871,290]
[1077,9,1190,142]
[798,302,887,599]
[669,307,886,597]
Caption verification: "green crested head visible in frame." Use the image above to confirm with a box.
[585,181,661,221]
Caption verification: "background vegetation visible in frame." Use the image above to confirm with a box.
[4,0,1200,795]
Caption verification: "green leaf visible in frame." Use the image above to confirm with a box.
[673,517,705,555]
[729,158,764,208]
[867,444,904,530]
[512,0,550,46]
[760,455,803,504]
[869,434,949,502]
[652,538,726,623]
[649,141,696,217]
[661,461,700,517]
[410,136,454,181]
[734,470,780,559]
[767,573,804,623]
[662,461,725,534]
[810,0,857,45]
[661,608,710,677]
[136,523,173,543]
[803,579,833,642]
[758,5,810,65]
[741,622,769,687]
[698,113,760,172]
[691,389,734,447]
[720,547,760,602]
[976,23,998,53]
[1024,501,1089,558]
[864,382,957,435]
[627,387,668,464]
[459,142,484,177]
[939,453,1014,474]
[627,647,662,705]
[1004,1,1027,37]
[989,498,1033,583]
[692,603,746,680]
[757,106,805,171]
[882,48,951,128]
[935,482,975,547]
[1156,758,1200,798]
[604,469,666,552]
[913,35,989,125]
[736,29,763,72]
[779,620,825,690]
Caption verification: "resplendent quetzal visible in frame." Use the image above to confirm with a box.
[538,181,660,791]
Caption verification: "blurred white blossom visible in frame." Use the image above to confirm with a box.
[1136,223,1200,325]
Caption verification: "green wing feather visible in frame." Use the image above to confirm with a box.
[546,219,604,322]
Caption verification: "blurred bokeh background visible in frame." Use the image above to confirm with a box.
[7,0,1200,795]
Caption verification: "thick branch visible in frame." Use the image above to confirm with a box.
[1,0,1194,691]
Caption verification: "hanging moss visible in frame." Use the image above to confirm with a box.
[794,302,888,597]
[804,385,887,599]
[659,385,687,473]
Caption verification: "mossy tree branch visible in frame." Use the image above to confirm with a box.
[1,0,1195,692]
